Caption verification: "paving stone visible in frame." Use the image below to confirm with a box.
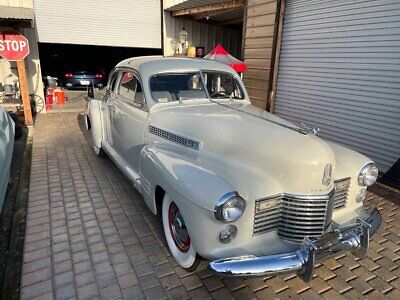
[55,271,74,288]
[55,282,76,300]
[122,284,144,300]
[77,283,99,300]
[160,273,182,291]
[181,274,203,291]
[118,272,138,289]
[97,272,118,288]
[211,287,235,299]
[99,284,122,299]
[20,279,53,300]
[21,267,52,287]
[76,271,96,288]
[143,284,167,299]
[188,287,212,300]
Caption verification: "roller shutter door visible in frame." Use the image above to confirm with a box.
[274,0,400,172]
[34,0,161,48]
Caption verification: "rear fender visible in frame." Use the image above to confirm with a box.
[87,99,104,149]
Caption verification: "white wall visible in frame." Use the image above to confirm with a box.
[0,0,33,8]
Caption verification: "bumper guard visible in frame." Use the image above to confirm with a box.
[208,208,381,282]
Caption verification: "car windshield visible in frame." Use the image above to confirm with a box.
[149,71,245,103]
[203,71,244,100]
[150,72,207,102]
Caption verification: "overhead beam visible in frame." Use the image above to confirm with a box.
[217,16,244,25]
[171,0,244,17]
[192,8,237,21]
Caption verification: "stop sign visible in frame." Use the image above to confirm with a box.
[0,31,30,61]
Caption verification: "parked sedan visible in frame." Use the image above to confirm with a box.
[63,70,106,89]
[0,108,15,212]
[86,57,381,282]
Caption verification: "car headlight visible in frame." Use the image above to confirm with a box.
[214,192,246,222]
[358,163,379,186]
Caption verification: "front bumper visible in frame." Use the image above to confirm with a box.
[208,208,381,282]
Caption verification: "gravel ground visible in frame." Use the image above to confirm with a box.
[0,124,29,297]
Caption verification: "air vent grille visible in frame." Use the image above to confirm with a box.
[149,125,200,150]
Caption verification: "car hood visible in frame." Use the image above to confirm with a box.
[147,101,336,198]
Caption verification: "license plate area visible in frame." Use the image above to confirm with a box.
[80,80,90,85]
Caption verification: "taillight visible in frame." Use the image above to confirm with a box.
[95,74,103,78]
[65,73,73,78]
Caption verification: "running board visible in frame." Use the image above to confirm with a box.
[102,142,143,194]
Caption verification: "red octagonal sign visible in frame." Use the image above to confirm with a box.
[0,31,30,61]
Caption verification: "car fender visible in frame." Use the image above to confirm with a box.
[139,143,235,215]
[86,99,104,149]
[0,109,15,210]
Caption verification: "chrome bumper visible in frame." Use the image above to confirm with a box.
[208,208,381,282]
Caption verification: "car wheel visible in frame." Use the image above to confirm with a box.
[162,193,205,271]
[93,145,106,157]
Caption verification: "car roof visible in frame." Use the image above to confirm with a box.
[116,56,237,78]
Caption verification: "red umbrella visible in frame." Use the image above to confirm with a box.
[204,44,247,73]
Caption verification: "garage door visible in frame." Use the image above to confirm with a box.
[274,0,400,172]
[34,0,161,49]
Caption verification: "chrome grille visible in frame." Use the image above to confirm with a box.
[254,190,335,242]
[149,125,200,150]
[333,178,350,209]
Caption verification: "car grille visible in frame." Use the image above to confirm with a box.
[254,189,336,242]
[333,178,350,209]
[148,125,200,150]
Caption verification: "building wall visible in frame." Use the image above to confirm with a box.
[0,0,33,8]
[242,0,277,109]
[0,0,45,107]
[163,10,242,58]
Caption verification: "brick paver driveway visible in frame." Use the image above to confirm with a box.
[21,112,400,299]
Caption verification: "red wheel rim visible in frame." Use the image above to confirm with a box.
[168,201,190,253]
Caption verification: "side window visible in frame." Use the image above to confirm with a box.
[117,71,146,109]
[108,73,118,92]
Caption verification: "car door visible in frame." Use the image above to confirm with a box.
[104,70,119,145]
[110,69,148,173]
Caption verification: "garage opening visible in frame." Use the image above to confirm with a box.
[38,43,162,84]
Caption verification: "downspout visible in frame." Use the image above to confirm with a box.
[160,0,165,55]
[267,0,286,113]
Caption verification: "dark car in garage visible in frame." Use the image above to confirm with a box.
[63,70,106,89]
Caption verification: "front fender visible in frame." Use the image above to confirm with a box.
[87,99,103,149]
[140,143,235,214]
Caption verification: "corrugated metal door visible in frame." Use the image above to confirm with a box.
[274,0,400,172]
[34,0,161,48]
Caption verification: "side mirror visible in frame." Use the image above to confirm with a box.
[88,86,94,99]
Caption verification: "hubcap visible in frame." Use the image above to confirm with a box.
[168,202,190,253]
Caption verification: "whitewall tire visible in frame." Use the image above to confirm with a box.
[162,193,200,271]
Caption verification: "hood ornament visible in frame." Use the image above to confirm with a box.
[299,123,320,135]
[322,164,332,186]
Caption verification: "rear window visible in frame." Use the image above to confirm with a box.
[150,72,207,103]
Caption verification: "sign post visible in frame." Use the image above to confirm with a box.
[0,31,33,126]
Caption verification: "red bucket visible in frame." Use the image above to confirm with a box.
[54,91,65,104]
[45,94,53,104]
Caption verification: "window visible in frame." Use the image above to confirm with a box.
[108,72,118,92]
[203,72,244,100]
[150,72,207,102]
[117,71,145,107]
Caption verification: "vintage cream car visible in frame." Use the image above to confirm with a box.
[86,56,381,281]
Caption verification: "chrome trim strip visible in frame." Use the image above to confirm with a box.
[209,208,382,282]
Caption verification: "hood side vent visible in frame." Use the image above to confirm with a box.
[149,125,200,150]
